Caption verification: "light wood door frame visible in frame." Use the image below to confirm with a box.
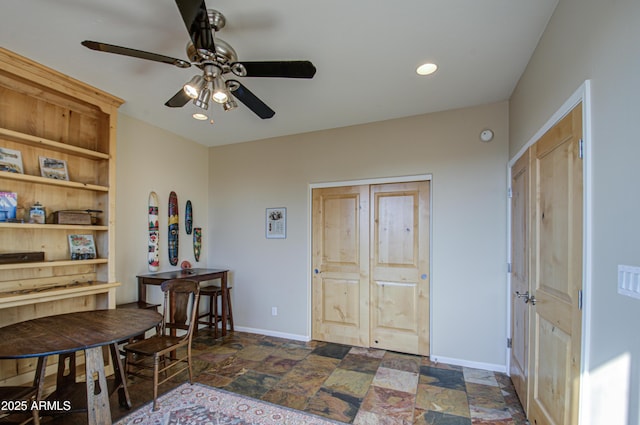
[308,174,432,350]
[509,149,531,410]
[507,81,592,424]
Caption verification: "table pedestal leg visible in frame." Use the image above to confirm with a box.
[31,357,47,425]
[84,347,111,425]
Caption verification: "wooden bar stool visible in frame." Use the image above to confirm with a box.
[197,285,233,337]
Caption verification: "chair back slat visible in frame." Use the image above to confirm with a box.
[160,279,200,340]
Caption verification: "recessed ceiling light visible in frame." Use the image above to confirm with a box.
[192,112,208,120]
[416,63,438,76]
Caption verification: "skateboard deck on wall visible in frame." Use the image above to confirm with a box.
[168,191,179,266]
[148,191,159,271]
[185,200,193,235]
[193,227,202,262]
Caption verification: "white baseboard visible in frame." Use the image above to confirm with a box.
[233,325,311,342]
[430,355,507,374]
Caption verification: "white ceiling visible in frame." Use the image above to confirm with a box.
[1,0,558,147]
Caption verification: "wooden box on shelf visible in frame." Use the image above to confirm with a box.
[53,210,93,225]
[0,251,45,265]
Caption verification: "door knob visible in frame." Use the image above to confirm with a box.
[515,291,536,305]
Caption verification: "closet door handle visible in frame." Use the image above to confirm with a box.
[515,291,536,305]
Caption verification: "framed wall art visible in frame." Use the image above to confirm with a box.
[266,207,286,239]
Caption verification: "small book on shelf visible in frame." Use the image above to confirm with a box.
[0,147,24,173]
[0,191,17,222]
[68,234,97,260]
[39,156,69,181]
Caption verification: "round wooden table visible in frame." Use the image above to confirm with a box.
[0,309,162,425]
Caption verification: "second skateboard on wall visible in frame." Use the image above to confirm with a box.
[168,191,179,266]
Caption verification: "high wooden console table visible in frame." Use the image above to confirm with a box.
[136,268,230,336]
[0,309,161,425]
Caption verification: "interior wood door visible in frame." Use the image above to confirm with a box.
[370,182,430,355]
[528,104,583,425]
[312,185,370,347]
[510,149,530,410]
[312,181,430,355]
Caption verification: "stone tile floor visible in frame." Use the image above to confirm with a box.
[41,330,527,424]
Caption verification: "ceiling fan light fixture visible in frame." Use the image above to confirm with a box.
[212,76,229,104]
[184,75,205,99]
[223,98,238,112]
[193,87,211,110]
[416,62,438,76]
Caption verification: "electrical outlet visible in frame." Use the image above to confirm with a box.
[271,306,278,316]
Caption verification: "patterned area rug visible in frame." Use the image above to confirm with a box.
[115,383,347,425]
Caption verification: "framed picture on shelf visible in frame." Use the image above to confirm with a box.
[266,207,286,239]
[68,234,97,260]
[0,147,24,173]
[0,191,18,222]
[39,156,69,181]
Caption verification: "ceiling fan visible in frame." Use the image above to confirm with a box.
[81,0,316,121]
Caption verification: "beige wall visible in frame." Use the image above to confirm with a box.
[115,114,210,307]
[208,102,509,369]
[510,0,640,423]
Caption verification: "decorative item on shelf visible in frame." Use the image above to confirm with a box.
[39,156,69,181]
[53,210,91,225]
[0,191,17,222]
[168,191,179,266]
[266,207,286,239]
[68,234,97,260]
[180,260,192,270]
[148,191,160,271]
[0,252,44,265]
[193,227,201,262]
[29,202,46,224]
[185,200,193,235]
[0,147,23,173]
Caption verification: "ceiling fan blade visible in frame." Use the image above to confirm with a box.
[165,89,192,108]
[237,61,317,78]
[175,0,216,53]
[229,80,275,119]
[81,41,191,68]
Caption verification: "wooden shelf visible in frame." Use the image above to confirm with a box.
[0,222,108,231]
[0,281,120,309]
[0,169,109,191]
[0,258,108,271]
[0,128,109,160]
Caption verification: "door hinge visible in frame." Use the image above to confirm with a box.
[507,187,513,198]
[507,338,512,349]
[579,139,584,159]
[507,262,512,273]
[578,289,583,310]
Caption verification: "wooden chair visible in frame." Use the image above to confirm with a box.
[197,285,234,337]
[123,279,200,411]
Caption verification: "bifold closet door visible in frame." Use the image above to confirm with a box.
[312,181,430,356]
[369,181,430,355]
[312,185,370,347]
